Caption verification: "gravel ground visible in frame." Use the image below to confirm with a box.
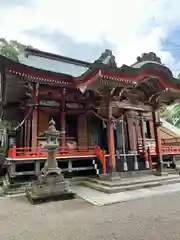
[0,192,180,240]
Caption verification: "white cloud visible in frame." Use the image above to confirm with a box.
[0,0,180,71]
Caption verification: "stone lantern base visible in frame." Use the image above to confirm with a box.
[26,174,75,204]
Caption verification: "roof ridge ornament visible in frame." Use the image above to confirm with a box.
[136,52,162,64]
[97,49,117,67]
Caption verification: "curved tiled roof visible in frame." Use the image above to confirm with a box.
[1,50,180,89]
[1,50,180,107]
[0,55,74,86]
[76,52,180,91]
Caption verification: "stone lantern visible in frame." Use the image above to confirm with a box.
[26,119,75,204]
[41,118,61,177]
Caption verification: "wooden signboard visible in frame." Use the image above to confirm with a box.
[66,102,84,109]
[39,99,60,107]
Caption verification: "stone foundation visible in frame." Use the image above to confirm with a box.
[26,175,75,204]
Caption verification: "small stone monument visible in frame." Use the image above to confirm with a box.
[26,119,75,204]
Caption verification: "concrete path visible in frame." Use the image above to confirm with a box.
[73,182,180,206]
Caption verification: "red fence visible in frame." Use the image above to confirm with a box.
[7,145,107,175]
[138,138,180,156]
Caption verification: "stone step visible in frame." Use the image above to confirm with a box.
[118,169,178,178]
[87,174,180,188]
[165,168,179,174]
[68,176,93,185]
[2,176,31,195]
[83,176,180,194]
[4,187,26,195]
[0,187,4,196]
[3,183,29,195]
[1,176,92,196]
[118,170,153,178]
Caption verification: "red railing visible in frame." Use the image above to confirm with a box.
[139,145,180,156]
[93,145,106,175]
[137,138,180,156]
[162,146,180,155]
[7,145,107,175]
[8,146,95,159]
[145,145,180,156]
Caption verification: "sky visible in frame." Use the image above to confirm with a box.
[1,0,180,75]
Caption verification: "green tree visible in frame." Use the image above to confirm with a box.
[169,74,180,127]
[169,104,180,127]
[160,104,180,127]
[159,106,172,121]
[0,120,12,130]
[0,38,32,62]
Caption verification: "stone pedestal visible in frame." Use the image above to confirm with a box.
[154,159,167,176]
[26,119,75,204]
[26,174,75,204]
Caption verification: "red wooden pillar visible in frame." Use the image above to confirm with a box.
[20,122,24,147]
[136,118,142,138]
[139,112,146,153]
[139,112,150,168]
[60,110,66,149]
[24,121,27,147]
[24,108,29,147]
[27,117,31,148]
[107,101,116,171]
[125,111,139,170]
[60,89,66,150]
[149,117,155,139]
[152,110,163,174]
[126,111,137,153]
[31,83,39,149]
[24,110,27,147]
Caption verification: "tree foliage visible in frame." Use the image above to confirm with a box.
[0,38,33,62]
[0,120,12,130]
[170,104,180,127]
[160,104,180,127]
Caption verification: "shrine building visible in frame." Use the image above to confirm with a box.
[1,48,180,182]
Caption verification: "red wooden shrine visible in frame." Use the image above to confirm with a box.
[1,48,180,178]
